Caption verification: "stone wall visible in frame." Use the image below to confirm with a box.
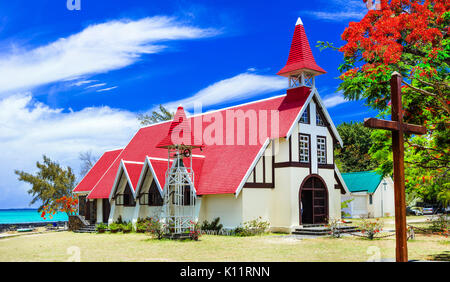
[0,221,67,233]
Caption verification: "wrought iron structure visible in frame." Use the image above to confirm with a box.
[162,145,196,234]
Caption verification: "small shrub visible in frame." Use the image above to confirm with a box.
[96,223,108,233]
[328,218,343,238]
[146,218,166,239]
[189,221,202,241]
[122,222,133,233]
[201,217,223,232]
[136,223,147,233]
[109,223,120,233]
[358,218,384,240]
[430,214,449,233]
[234,217,270,236]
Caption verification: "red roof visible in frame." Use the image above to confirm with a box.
[156,106,204,149]
[277,18,326,77]
[87,92,310,199]
[122,161,144,190]
[73,148,123,193]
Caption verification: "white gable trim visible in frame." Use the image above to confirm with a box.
[285,87,343,148]
[335,166,350,195]
[234,138,271,198]
[313,90,343,147]
[108,160,140,201]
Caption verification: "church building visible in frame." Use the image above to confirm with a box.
[73,17,350,233]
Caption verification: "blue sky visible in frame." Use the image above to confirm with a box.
[0,0,379,209]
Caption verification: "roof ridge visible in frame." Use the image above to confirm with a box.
[341,170,377,174]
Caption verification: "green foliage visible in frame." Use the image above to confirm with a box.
[189,221,202,241]
[96,223,108,232]
[15,155,76,215]
[341,198,354,218]
[200,217,223,232]
[234,217,270,237]
[335,122,379,172]
[320,2,450,206]
[358,218,384,240]
[121,222,133,233]
[138,105,174,126]
[145,217,166,239]
[429,214,449,234]
[108,223,121,233]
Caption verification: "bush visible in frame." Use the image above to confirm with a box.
[146,218,166,239]
[109,222,121,233]
[201,217,223,232]
[327,218,344,238]
[430,214,449,233]
[234,217,270,236]
[122,222,133,233]
[136,223,147,233]
[188,221,202,241]
[96,223,108,233]
[358,218,384,240]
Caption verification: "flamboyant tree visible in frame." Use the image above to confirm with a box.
[321,0,449,204]
[15,155,77,218]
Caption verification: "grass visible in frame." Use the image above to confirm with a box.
[0,231,448,262]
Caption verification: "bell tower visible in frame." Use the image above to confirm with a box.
[277,17,326,89]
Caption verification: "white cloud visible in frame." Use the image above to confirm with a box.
[163,72,286,111]
[0,16,218,96]
[0,94,139,208]
[97,86,118,92]
[70,80,97,87]
[85,83,107,89]
[304,0,366,22]
[323,91,348,108]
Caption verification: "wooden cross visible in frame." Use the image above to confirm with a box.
[364,72,426,262]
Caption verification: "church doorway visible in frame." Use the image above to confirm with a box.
[299,175,328,225]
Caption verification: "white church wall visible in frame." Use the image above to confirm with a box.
[349,193,368,218]
[242,189,271,223]
[201,193,243,229]
[371,177,395,217]
[318,168,341,221]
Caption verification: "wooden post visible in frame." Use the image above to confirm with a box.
[390,73,408,262]
[364,72,426,262]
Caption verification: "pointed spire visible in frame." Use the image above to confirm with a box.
[156,106,203,149]
[277,18,326,77]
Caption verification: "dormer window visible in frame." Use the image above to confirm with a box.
[299,105,309,124]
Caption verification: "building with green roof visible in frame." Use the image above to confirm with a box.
[341,171,395,218]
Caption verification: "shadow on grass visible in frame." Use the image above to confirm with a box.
[429,251,450,261]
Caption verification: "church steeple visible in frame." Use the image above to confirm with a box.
[278,17,325,89]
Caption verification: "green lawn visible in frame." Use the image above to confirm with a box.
[0,231,448,262]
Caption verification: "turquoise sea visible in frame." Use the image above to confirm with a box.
[0,209,68,224]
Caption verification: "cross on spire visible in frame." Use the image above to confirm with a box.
[364,72,426,262]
